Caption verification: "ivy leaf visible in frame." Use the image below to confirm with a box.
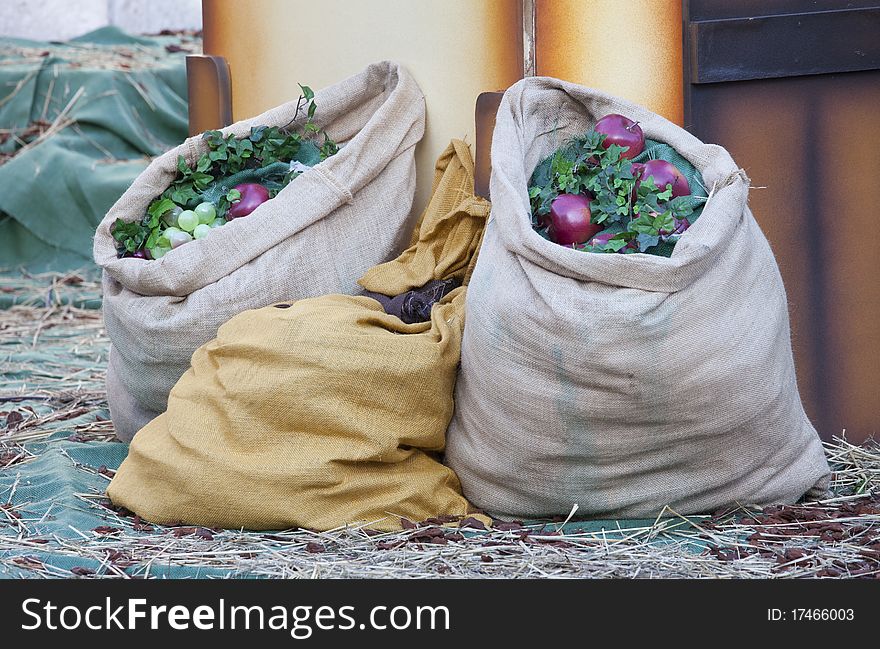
[111,220,139,241]
[670,197,694,219]
[190,171,214,189]
[582,130,605,152]
[147,198,176,220]
[654,211,675,233]
[617,163,636,181]
[603,238,629,252]
[636,233,660,251]
[295,140,322,167]
[170,185,199,206]
[145,229,161,250]
[111,219,150,254]
[299,84,315,102]
[630,212,657,234]
[601,143,627,163]
[638,176,658,194]
[320,136,339,160]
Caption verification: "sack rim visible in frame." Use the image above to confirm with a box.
[94,60,425,297]
[489,76,750,293]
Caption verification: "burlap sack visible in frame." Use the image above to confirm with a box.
[94,61,425,441]
[107,141,491,531]
[445,77,831,519]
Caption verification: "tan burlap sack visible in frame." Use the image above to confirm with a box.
[107,141,491,531]
[445,77,831,519]
[94,61,425,441]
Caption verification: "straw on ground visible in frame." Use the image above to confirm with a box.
[1,272,878,579]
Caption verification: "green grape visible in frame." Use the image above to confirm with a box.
[162,205,183,227]
[177,210,199,232]
[166,229,193,248]
[194,202,216,225]
[193,224,211,239]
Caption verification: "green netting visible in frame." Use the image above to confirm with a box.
[0,26,193,273]
[199,161,292,204]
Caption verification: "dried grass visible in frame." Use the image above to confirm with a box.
[0,34,199,73]
[1,273,878,579]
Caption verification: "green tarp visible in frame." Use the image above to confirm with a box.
[0,440,239,578]
[0,26,193,274]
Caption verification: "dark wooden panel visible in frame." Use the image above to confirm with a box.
[685,0,880,444]
[474,92,504,200]
[688,0,880,21]
[690,7,880,83]
[686,70,880,443]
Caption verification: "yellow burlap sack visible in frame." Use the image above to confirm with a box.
[107,140,490,531]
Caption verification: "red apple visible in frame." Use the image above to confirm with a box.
[638,159,690,198]
[228,183,270,218]
[595,114,645,159]
[548,194,601,246]
[631,162,646,179]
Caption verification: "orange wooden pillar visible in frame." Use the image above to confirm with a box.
[535,0,684,125]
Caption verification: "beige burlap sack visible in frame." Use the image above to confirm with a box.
[445,77,831,519]
[94,61,425,441]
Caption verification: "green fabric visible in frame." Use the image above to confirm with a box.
[0,439,238,578]
[0,272,102,308]
[0,26,191,273]
[199,161,292,204]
